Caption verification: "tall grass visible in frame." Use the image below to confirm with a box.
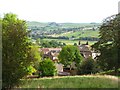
[19,75,118,88]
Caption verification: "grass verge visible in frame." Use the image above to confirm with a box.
[18,75,118,88]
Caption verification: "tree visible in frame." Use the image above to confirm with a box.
[63,43,66,46]
[92,13,120,72]
[2,13,41,89]
[78,58,98,74]
[30,45,41,68]
[74,43,77,46]
[38,58,57,77]
[58,45,83,70]
[86,41,88,45]
[78,41,81,45]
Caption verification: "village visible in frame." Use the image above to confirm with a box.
[39,41,100,76]
[1,1,120,88]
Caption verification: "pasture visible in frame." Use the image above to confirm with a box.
[18,75,119,88]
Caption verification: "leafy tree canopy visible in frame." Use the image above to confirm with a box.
[2,13,41,89]
[58,45,83,69]
[38,58,57,77]
[92,13,120,71]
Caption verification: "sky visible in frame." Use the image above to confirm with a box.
[0,0,120,23]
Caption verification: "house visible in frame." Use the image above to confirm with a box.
[40,48,49,54]
[91,50,100,59]
[55,63,63,73]
[40,48,62,62]
[78,44,92,59]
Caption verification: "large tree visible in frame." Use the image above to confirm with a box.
[58,45,83,70]
[93,13,120,72]
[78,57,97,75]
[2,13,41,89]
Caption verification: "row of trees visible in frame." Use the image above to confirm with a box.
[32,35,99,41]
[36,39,66,48]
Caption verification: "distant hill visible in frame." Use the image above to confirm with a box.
[27,21,101,29]
[27,21,101,41]
[27,21,48,27]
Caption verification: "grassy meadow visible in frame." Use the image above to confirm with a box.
[18,75,118,88]
[53,30,99,38]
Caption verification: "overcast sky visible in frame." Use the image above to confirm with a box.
[0,0,120,23]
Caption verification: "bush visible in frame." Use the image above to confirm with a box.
[26,65,37,75]
[98,69,120,76]
[78,58,98,75]
[38,58,57,77]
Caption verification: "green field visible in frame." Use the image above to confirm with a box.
[54,30,99,38]
[18,75,118,88]
[43,39,97,45]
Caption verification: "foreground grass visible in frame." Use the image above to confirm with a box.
[19,75,118,88]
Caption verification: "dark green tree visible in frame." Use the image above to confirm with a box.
[78,41,81,45]
[78,58,98,74]
[58,45,83,70]
[74,43,77,46]
[2,13,41,89]
[86,41,88,45]
[92,13,120,72]
[63,43,66,46]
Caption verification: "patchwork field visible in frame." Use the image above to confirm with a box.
[52,30,99,38]
[18,75,119,88]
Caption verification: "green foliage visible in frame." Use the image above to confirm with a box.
[58,45,83,69]
[40,39,63,48]
[2,13,41,89]
[74,43,77,46]
[93,13,120,71]
[96,45,118,71]
[78,58,98,74]
[38,58,57,77]
[28,45,41,70]
[43,39,97,45]
[26,65,36,75]
[98,70,120,76]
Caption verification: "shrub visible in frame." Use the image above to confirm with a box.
[38,58,57,77]
[26,65,37,75]
[98,69,120,76]
[78,58,98,74]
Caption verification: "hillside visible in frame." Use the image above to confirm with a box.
[27,22,101,30]
[27,21,101,45]
[52,30,99,38]
[27,21,101,37]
